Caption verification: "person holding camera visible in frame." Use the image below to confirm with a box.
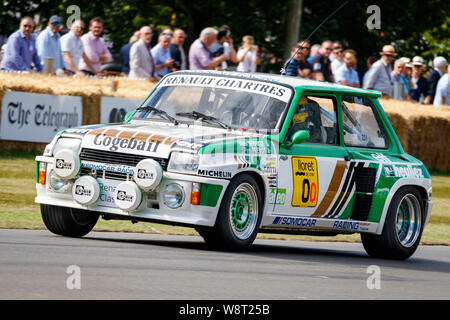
[236,35,259,73]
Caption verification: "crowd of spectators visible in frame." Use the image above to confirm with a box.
[285,40,449,106]
[0,15,448,106]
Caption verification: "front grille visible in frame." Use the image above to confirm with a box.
[79,148,168,170]
[80,167,128,181]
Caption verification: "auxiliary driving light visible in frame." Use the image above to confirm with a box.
[133,159,163,191]
[72,176,100,206]
[114,181,143,211]
[53,149,80,179]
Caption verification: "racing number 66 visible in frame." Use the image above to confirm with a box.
[292,157,319,207]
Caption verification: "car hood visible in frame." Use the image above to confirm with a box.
[60,121,265,159]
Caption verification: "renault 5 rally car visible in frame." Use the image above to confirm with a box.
[35,70,432,259]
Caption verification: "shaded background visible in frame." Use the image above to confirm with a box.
[1,0,449,72]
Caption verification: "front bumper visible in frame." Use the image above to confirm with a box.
[35,156,229,227]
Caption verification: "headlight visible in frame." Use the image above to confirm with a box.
[52,138,82,156]
[163,183,185,208]
[48,170,72,193]
[168,152,199,174]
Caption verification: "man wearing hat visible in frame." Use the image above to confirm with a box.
[363,45,396,97]
[36,15,65,72]
[409,56,429,103]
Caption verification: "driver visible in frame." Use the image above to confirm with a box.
[286,96,323,143]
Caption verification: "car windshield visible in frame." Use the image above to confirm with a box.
[132,74,293,132]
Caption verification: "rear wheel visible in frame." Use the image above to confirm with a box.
[41,204,99,237]
[361,187,424,260]
[199,174,263,251]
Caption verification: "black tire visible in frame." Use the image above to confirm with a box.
[195,226,222,248]
[41,204,99,237]
[206,174,263,251]
[361,186,424,260]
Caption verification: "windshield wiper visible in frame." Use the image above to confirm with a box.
[175,111,231,129]
[136,106,178,125]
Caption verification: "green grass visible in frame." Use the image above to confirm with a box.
[0,156,449,244]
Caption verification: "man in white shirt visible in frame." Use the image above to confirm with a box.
[236,35,259,72]
[433,65,450,106]
[60,19,95,76]
[331,43,344,81]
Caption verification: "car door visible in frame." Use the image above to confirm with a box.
[273,93,352,221]
[338,95,390,223]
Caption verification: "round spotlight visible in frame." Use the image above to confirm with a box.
[163,183,185,209]
[53,149,80,179]
[72,176,100,206]
[114,181,143,211]
[133,159,163,191]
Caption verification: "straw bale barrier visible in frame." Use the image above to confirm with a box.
[0,73,449,171]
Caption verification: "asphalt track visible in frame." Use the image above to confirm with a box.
[0,229,449,300]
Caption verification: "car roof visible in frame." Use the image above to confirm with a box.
[171,70,382,98]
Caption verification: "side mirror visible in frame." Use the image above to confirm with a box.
[124,111,134,123]
[291,130,310,144]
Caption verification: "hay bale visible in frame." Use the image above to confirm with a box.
[384,111,409,151]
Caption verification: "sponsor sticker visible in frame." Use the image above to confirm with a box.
[91,133,161,153]
[371,153,391,163]
[97,178,121,207]
[383,164,424,179]
[197,169,232,178]
[291,157,319,207]
[160,75,292,103]
[332,220,360,231]
[272,216,317,227]
[269,188,286,205]
[81,162,134,175]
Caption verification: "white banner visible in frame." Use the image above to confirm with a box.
[100,97,141,124]
[0,91,82,143]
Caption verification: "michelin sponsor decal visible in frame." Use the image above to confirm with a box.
[160,75,292,103]
[197,169,232,178]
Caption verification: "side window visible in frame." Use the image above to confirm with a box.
[285,95,338,145]
[341,95,388,148]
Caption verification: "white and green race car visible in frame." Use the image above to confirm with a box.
[36,70,432,259]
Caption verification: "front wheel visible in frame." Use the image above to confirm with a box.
[41,204,99,237]
[361,187,424,260]
[201,174,263,251]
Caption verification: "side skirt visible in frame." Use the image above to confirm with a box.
[260,215,379,234]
